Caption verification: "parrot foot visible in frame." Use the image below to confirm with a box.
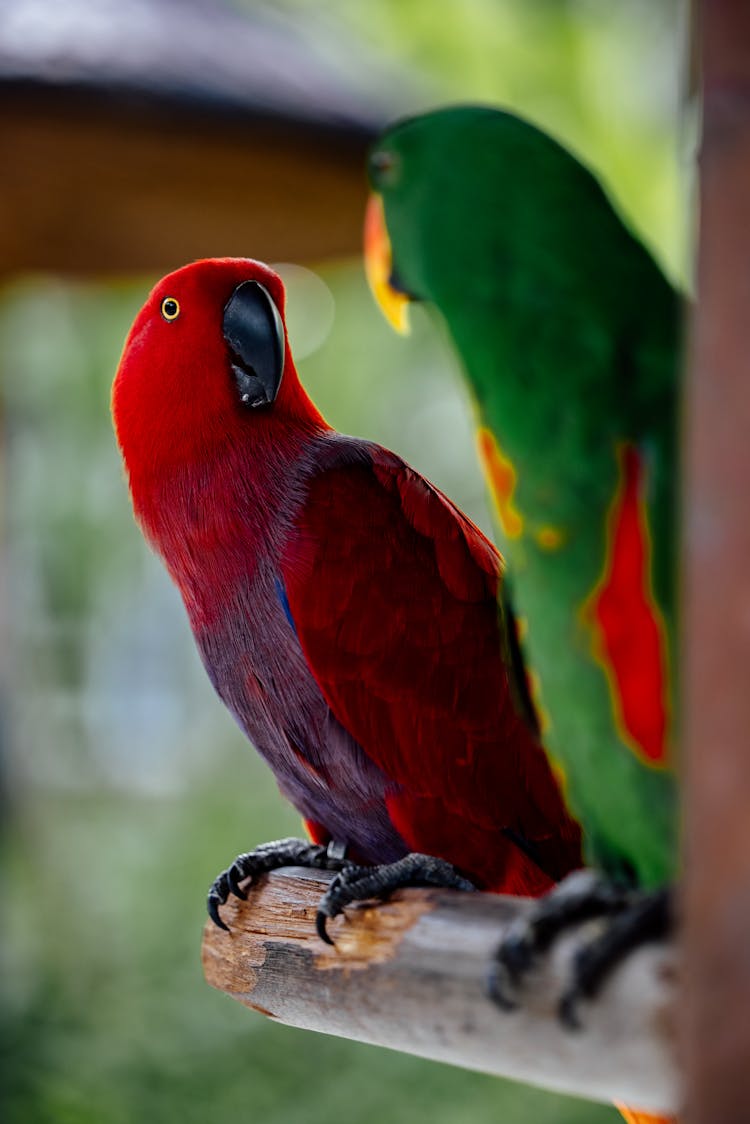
[488,869,633,1011]
[488,870,672,1028]
[315,852,475,945]
[558,885,672,1029]
[207,837,352,931]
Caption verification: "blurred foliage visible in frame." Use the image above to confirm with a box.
[263,0,691,282]
[1,1,687,1121]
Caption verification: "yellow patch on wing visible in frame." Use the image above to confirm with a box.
[550,757,570,802]
[525,657,567,797]
[526,667,552,737]
[476,427,524,538]
[534,524,566,551]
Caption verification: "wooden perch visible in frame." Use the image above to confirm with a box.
[202,868,679,1113]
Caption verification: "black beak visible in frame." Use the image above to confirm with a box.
[222,281,285,409]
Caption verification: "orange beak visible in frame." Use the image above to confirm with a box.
[364,193,411,335]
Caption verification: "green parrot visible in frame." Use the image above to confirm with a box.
[364,105,681,1000]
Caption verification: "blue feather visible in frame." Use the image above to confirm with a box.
[275,575,297,635]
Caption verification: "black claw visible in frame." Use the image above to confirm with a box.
[490,875,672,1030]
[558,990,582,1031]
[206,836,357,931]
[207,893,230,932]
[554,885,673,1028]
[207,869,231,931]
[486,962,518,1012]
[314,853,475,941]
[497,928,534,979]
[489,869,634,1013]
[207,843,476,946]
[316,909,335,946]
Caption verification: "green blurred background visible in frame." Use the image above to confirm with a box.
[1,1,689,1120]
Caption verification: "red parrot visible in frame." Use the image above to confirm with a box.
[112,257,581,932]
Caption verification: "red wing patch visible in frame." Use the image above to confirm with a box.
[583,444,670,766]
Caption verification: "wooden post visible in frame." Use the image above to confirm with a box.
[682,4,750,1122]
[202,869,679,1113]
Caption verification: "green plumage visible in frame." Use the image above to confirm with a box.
[369,106,681,887]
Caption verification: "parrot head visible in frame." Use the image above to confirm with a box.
[364,105,623,336]
[112,258,326,515]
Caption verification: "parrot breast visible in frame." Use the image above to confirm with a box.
[144,427,408,865]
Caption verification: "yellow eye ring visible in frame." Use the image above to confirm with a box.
[161,297,180,322]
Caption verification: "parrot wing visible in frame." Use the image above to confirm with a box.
[280,442,581,892]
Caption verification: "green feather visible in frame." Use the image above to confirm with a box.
[369,106,681,886]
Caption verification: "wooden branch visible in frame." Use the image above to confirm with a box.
[202,868,679,1113]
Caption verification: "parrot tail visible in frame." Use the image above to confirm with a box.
[615,1104,677,1124]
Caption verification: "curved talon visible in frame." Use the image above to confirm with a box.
[315,853,475,948]
[489,876,672,1029]
[486,912,539,1011]
[555,935,601,1031]
[207,893,230,932]
[558,988,583,1031]
[206,837,356,931]
[208,845,477,942]
[486,961,518,1012]
[315,869,353,942]
[315,908,335,946]
[496,925,535,979]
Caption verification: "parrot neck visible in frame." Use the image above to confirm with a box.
[445,310,521,444]
[121,347,330,535]
[130,408,329,610]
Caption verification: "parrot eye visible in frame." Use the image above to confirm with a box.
[369,149,400,186]
[160,297,181,322]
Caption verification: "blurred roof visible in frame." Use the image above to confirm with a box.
[0,0,409,274]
